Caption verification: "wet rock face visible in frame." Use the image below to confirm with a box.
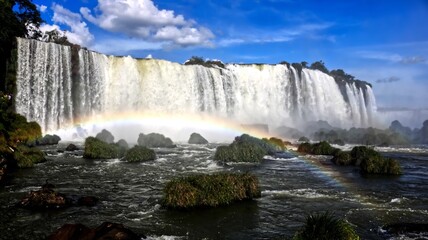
[65,144,79,151]
[47,222,143,240]
[137,133,176,148]
[95,129,115,144]
[17,185,71,209]
[188,132,209,144]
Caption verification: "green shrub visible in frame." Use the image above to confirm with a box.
[13,145,45,168]
[332,151,353,166]
[360,155,401,175]
[235,134,277,155]
[293,212,360,240]
[263,137,286,150]
[297,141,340,156]
[83,137,119,159]
[214,142,266,163]
[350,146,381,166]
[123,145,156,162]
[163,173,261,209]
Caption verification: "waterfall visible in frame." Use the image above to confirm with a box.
[15,38,377,132]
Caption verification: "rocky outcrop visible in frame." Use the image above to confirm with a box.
[34,134,61,146]
[95,129,114,144]
[83,137,120,159]
[17,184,71,209]
[137,133,176,148]
[65,144,79,151]
[47,222,143,240]
[123,145,156,162]
[188,133,209,144]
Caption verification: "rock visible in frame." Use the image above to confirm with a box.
[35,134,61,145]
[163,173,261,209]
[77,196,99,207]
[123,145,156,162]
[65,144,79,151]
[263,137,286,150]
[137,133,176,148]
[13,145,46,168]
[116,139,129,149]
[17,185,71,209]
[83,137,119,159]
[95,129,114,144]
[47,222,142,240]
[188,132,208,144]
[297,141,340,156]
[0,155,10,185]
[214,142,265,163]
[298,136,310,142]
[234,134,277,155]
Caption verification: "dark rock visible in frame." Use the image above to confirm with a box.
[116,139,129,149]
[47,224,93,240]
[65,144,79,151]
[137,133,176,148]
[188,132,209,144]
[48,222,142,240]
[77,196,99,207]
[17,185,71,209]
[35,134,61,145]
[95,129,114,144]
[48,223,141,240]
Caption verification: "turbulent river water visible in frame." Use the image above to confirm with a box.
[1,143,427,240]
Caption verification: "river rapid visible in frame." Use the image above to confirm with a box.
[0,143,427,239]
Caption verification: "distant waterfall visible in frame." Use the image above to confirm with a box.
[15,38,377,132]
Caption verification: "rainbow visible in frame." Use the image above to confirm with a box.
[47,111,272,142]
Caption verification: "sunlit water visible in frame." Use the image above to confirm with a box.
[1,143,427,239]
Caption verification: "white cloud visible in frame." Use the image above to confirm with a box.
[357,50,426,64]
[37,4,47,13]
[80,0,214,47]
[50,4,94,47]
[91,38,162,55]
[145,54,153,59]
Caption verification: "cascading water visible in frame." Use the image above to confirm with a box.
[15,38,377,133]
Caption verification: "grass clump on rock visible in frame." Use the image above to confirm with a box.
[13,145,46,168]
[163,173,261,209]
[123,145,156,162]
[293,212,360,240]
[83,137,119,159]
[214,142,266,163]
[297,141,340,155]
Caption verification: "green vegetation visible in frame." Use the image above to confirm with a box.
[293,212,360,240]
[13,144,45,168]
[214,142,266,163]
[298,142,402,175]
[163,173,261,209]
[214,134,279,163]
[138,133,176,148]
[83,137,120,159]
[262,137,287,150]
[297,141,340,156]
[184,56,225,68]
[123,145,156,162]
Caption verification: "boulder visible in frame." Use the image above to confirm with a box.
[83,137,119,159]
[123,145,156,162]
[116,139,129,149]
[47,222,142,240]
[95,129,114,144]
[137,133,176,148]
[35,134,61,145]
[214,142,265,163]
[77,196,99,207]
[65,144,79,151]
[188,132,209,144]
[17,184,71,209]
[163,173,261,209]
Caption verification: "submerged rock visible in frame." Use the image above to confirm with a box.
[17,184,71,209]
[382,223,428,235]
[95,129,114,144]
[65,144,79,151]
[77,196,99,207]
[188,132,209,144]
[137,133,176,148]
[47,222,142,240]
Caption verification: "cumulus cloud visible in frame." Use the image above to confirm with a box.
[80,0,214,47]
[376,76,401,83]
[51,4,94,46]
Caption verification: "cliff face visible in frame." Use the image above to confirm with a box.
[15,38,376,132]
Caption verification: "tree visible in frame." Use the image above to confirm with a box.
[0,0,42,92]
[301,61,308,68]
[310,60,329,74]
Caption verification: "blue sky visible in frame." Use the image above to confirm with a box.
[33,0,428,110]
